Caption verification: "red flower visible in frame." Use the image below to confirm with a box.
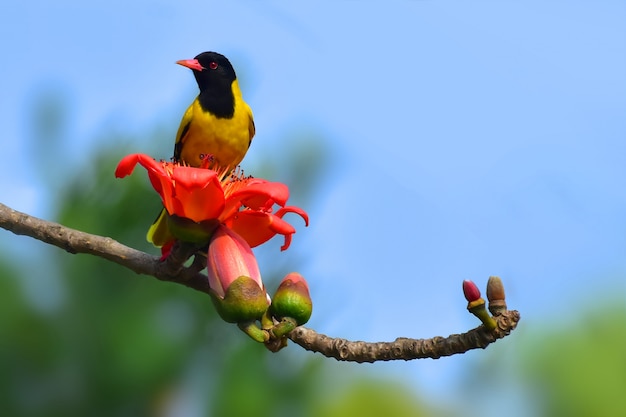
[115,153,308,250]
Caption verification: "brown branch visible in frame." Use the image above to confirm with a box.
[0,202,211,293]
[288,311,520,362]
[0,201,520,362]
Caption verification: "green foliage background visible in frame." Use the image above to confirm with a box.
[0,93,624,417]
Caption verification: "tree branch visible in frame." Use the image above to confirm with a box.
[288,311,520,362]
[0,202,520,362]
[0,202,211,292]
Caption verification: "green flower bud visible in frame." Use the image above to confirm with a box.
[270,272,313,326]
[210,275,270,323]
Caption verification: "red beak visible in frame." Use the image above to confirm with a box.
[176,59,204,71]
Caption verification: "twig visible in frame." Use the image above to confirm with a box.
[0,202,520,362]
[288,311,520,362]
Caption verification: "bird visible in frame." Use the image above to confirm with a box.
[172,51,255,168]
[148,51,255,247]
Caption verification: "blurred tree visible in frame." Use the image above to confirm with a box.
[309,378,436,417]
[466,300,626,417]
[25,83,73,191]
[521,302,626,417]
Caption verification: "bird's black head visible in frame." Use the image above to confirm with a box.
[177,51,237,93]
[177,51,238,118]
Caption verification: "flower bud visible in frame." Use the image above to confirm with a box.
[206,225,269,323]
[462,279,496,331]
[211,275,270,324]
[270,272,313,326]
[486,276,507,316]
[486,276,505,301]
[462,280,481,302]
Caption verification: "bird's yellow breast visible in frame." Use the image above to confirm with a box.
[176,80,254,169]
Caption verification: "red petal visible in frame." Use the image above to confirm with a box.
[115,154,175,209]
[275,206,309,227]
[230,181,290,210]
[220,183,275,222]
[229,211,297,250]
[174,180,225,222]
[115,154,141,178]
[171,165,219,188]
[159,241,175,261]
[170,166,225,221]
[116,153,167,178]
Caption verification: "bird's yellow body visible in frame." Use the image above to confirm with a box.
[148,51,255,248]
[175,79,254,169]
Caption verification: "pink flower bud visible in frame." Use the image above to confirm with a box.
[207,225,263,299]
[206,225,270,323]
[462,280,481,302]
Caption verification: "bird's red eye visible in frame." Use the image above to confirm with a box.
[209,61,218,70]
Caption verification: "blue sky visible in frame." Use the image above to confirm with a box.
[2,0,626,412]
